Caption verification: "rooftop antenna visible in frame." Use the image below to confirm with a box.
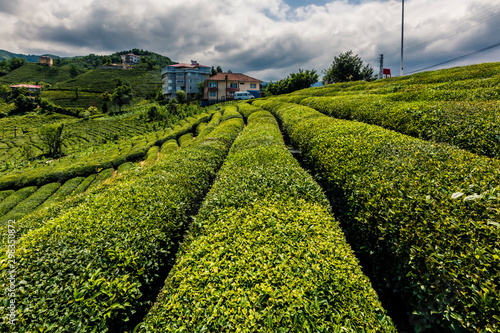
[401,0,404,76]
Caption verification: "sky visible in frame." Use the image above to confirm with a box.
[1,0,499,82]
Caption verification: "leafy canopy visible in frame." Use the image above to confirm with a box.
[266,69,319,96]
[323,50,373,83]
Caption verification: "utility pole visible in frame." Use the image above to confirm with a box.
[401,0,404,76]
[379,54,384,79]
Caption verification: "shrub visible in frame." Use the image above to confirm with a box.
[0,116,244,332]
[177,133,193,148]
[0,186,38,217]
[254,100,500,332]
[2,182,60,223]
[159,139,178,156]
[140,108,396,332]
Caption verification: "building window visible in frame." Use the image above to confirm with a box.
[209,91,216,97]
[230,83,238,88]
[168,79,173,84]
[250,84,257,88]
[209,82,217,87]
[168,86,173,90]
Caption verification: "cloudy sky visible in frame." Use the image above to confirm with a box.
[1,0,499,81]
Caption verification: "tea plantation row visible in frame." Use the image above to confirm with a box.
[271,62,500,158]
[139,105,396,331]
[0,110,215,191]
[0,106,185,172]
[253,99,500,332]
[0,110,244,331]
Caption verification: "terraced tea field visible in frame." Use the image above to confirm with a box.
[1,63,499,332]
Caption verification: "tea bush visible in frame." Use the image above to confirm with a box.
[0,112,212,191]
[300,96,500,157]
[178,133,193,148]
[159,139,178,155]
[0,115,244,332]
[0,186,37,217]
[254,100,500,332]
[140,107,396,332]
[35,177,83,212]
[1,183,60,224]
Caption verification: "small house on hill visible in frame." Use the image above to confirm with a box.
[120,53,141,66]
[204,73,262,103]
[10,84,42,95]
[39,56,53,67]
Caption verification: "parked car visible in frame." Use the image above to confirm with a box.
[234,92,255,100]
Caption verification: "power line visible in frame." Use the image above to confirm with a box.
[407,41,500,74]
[405,0,500,53]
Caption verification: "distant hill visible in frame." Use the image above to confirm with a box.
[0,49,176,70]
[0,49,59,62]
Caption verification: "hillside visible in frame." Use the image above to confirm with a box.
[0,49,175,70]
[0,63,162,110]
[0,49,59,63]
[0,62,499,332]
[0,62,73,85]
[42,67,162,109]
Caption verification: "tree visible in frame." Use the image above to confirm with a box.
[8,58,26,71]
[175,90,187,104]
[111,85,132,112]
[13,95,37,113]
[323,50,373,83]
[0,85,10,101]
[266,69,319,96]
[69,65,79,78]
[38,123,64,157]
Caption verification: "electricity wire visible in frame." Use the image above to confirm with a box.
[406,40,500,74]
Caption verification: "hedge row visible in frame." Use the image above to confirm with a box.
[298,95,500,157]
[86,167,115,191]
[0,112,213,191]
[0,186,37,217]
[220,106,241,122]
[178,133,194,148]
[38,177,85,210]
[145,146,159,164]
[159,139,178,155]
[288,62,500,99]
[140,108,396,332]
[1,183,60,224]
[0,115,244,332]
[73,174,96,195]
[253,100,500,332]
[197,111,222,140]
[0,190,14,202]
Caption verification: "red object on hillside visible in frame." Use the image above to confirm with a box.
[383,68,391,78]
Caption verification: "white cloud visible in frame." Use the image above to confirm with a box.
[0,0,499,81]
